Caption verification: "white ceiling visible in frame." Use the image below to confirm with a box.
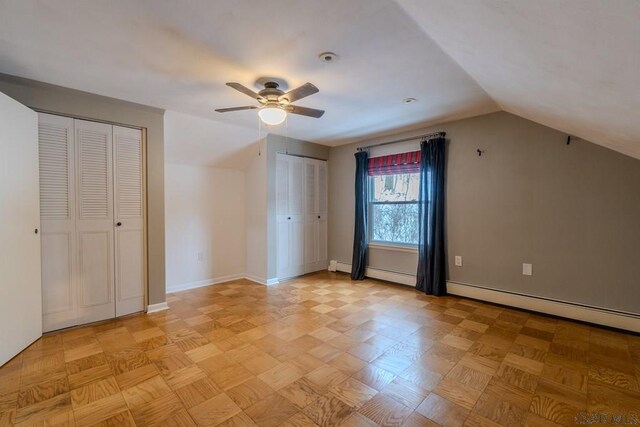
[1,0,638,165]
[0,0,496,166]
[397,0,640,160]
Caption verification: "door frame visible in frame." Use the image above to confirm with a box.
[35,109,149,314]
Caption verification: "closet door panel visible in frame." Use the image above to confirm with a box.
[304,159,317,215]
[276,154,290,215]
[113,126,145,316]
[78,231,112,306]
[289,156,304,216]
[318,216,328,264]
[38,113,77,332]
[318,161,328,215]
[276,220,290,276]
[289,218,305,276]
[74,120,115,324]
[41,233,73,313]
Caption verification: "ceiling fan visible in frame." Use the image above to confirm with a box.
[215,81,325,126]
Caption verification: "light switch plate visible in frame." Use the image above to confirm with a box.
[522,263,532,276]
[454,256,463,267]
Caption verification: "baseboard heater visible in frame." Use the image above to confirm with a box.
[333,261,640,333]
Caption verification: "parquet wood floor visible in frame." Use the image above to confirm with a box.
[1,271,639,426]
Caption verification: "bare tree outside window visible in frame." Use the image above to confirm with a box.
[369,173,420,245]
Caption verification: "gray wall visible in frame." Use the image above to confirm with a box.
[0,74,167,305]
[266,134,330,280]
[329,111,640,314]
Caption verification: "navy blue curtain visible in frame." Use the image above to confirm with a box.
[416,136,447,295]
[351,151,369,280]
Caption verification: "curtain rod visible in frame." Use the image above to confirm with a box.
[356,131,445,152]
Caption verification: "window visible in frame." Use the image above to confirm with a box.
[369,172,420,246]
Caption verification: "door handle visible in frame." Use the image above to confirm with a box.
[34,228,38,234]
[116,222,122,227]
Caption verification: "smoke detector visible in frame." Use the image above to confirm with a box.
[319,52,339,63]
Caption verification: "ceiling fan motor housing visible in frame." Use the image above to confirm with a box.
[259,81,286,104]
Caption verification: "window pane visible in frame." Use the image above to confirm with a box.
[371,202,419,245]
[371,173,419,202]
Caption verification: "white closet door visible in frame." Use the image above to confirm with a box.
[0,93,42,366]
[276,153,290,216]
[304,159,317,215]
[317,160,328,268]
[276,154,305,279]
[74,119,115,325]
[304,159,328,273]
[39,113,77,332]
[318,160,328,215]
[113,126,145,316]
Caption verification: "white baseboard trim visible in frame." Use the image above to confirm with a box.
[332,260,640,333]
[244,274,280,286]
[447,281,640,333]
[146,302,169,313]
[335,262,415,286]
[166,274,245,294]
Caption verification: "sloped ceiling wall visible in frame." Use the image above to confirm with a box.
[397,0,640,159]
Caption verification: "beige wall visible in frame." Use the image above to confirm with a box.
[329,111,640,314]
[165,164,245,291]
[0,74,166,305]
[245,139,268,281]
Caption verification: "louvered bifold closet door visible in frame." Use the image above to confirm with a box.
[317,160,328,269]
[74,119,115,325]
[39,113,77,332]
[113,126,145,316]
[304,159,319,270]
[303,158,329,273]
[276,153,305,279]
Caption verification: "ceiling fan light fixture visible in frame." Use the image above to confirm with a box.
[258,105,287,126]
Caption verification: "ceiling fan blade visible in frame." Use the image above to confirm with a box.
[226,82,263,100]
[215,106,258,113]
[279,83,319,103]
[287,105,325,118]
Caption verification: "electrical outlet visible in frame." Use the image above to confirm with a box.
[197,252,204,262]
[454,256,463,267]
[522,263,532,276]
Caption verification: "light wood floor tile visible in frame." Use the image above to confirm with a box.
[73,393,128,426]
[303,394,354,427]
[1,271,638,426]
[130,392,185,427]
[70,376,120,408]
[175,377,222,410]
[416,393,469,427]
[188,392,241,426]
[121,375,172,409]
[13,393,72,426]
[358,393,413,426]
[279,378,322,409]
[245,393,298,427]
[226,377,274,409]
[258,363,304,391]
[329,377,377,409]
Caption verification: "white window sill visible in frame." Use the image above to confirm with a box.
[368,243,418,254]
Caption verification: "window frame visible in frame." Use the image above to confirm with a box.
[367,173,420,249]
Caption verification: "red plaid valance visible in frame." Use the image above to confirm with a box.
[368,150,421,176]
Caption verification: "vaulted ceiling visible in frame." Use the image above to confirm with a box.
[1,0,638,165]
[397,0,640,160]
